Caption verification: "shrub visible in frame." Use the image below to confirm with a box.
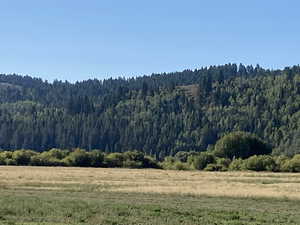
[173,161,190,170]
[6,158,17,165]
[105,152,124,167]
[216,158,231,168]
[0,151,15,165]
[47,148,69,160]
[290,155,300,172]
[123,151,160,168]
[0,152,8,165]
[261,155,277,172]
[160,156,177,170]
[64,149,92,167]
[143,156,160,169]
[214,131,271,159]
[160,157,190,170]
[204,163,224,171]
[123,159,143,168]
[174,151,198,163]
[188,152,216,170]
[12,150,37,165]
[281,155,300,172]
[273,156,289,172]
[88,150,104,167]
[1,151,13,159]
[123,151,144,162]
[244,155,276,171]
[229,158,245,171]
[30,152,65,166]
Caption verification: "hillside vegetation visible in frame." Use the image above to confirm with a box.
[0,64,299,157]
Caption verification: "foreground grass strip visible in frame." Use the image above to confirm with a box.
[0,191,300,225]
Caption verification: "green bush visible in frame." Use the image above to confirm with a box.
[6,158,17,165]
[214,131,272,159]
[0,152,8,165]
[64,149,92,167]
[229,158,245,171]
[188,152,216,170]
[123,159,143,168]
[30,152,66,166]
[122,151,160,168]
[290,155,300,172]
[105,152,124,167]
[273,156,288,172]
[88,150,104,167]
[262,155,277,172]
[281,155,300,172]
[204,163,224,171]
[1,151,13,159]
[160,156,177,170]
[0,151,14,165]
[174,151,198,163]
[123,151,144,161]
[46,148,69,160]
[216,158,231,168]
[244,155,276,171]
[12,150,37,165]
[143,156,160,169]
[173,161,190,170]
[160,157,190,170]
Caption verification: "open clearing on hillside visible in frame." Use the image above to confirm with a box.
[0,166,300,225]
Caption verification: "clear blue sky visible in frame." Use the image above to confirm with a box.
[0,0,299,82]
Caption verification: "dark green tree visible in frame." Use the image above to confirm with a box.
[214,131,271,159]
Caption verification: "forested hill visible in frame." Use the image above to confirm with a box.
[0,64,299,157]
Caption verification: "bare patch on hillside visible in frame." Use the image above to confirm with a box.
[177,84,199,100]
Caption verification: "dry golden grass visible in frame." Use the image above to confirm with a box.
[1,166,300,199]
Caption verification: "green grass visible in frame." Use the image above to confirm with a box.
[0,189,300,225]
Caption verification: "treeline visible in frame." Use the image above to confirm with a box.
[0,149,159,169]
[0,64,299,157]
[0,132,300,172]
[162,152,300,172]
[162,131,300,172]
[0,64,271,106]
[0,148,299,173]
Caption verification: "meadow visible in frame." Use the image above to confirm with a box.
[0,166,300,225]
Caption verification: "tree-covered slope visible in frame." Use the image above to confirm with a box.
[0,64,299,157]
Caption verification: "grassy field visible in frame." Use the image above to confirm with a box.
[0,166,300,225]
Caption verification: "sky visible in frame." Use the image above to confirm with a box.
[0,0,299,82]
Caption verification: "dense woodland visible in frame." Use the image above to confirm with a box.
[0,64,299,158]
